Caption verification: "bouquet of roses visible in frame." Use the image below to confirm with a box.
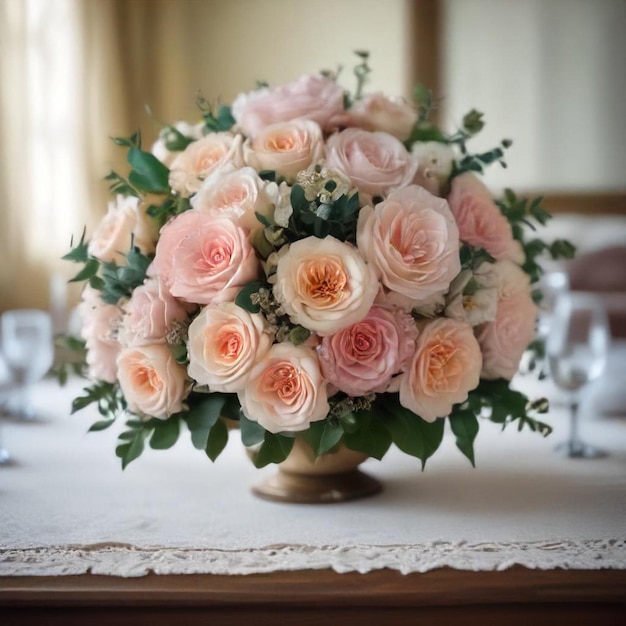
[61,53,572,469]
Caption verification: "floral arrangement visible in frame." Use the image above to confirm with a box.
[60,53,573,469]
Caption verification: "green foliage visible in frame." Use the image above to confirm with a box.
[251,432,295,468]
[104,170,139,197]
[448,409,479,467]
[196,94,235,133]
[300,419,344,456]
[235,280,266,313]
[240,414,266,447]
[353,49,371,100]
[147,195,191,226]
[127,147,170,194]
[459,244,496,272]
[51,335,87,385]
[97,245,153,305]
[162,125,195,151]
[72,380,125,420]
[343,410,392,460]
[150,417,181,450]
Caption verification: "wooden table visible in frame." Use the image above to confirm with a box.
[2,567,625,625]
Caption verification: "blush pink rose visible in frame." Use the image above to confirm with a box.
[318,305,419,396]
[191,165,276,235]
[88,195,157,265]
[243,119,324,182]
[232,74,345,137]
[238,343,329,433]
[150,211,260,305]
[273,235,378,336]
[117,343,188,418]
[447,173,524,263]
[187,302,273,393]
[326,128,419,198]
[357,185,461,310]
[168,132,244,197]
[399,318,482,422]
[477,271,537,380]
[346,93,417,141]
[79,286,123,383]
[120,278,191,347]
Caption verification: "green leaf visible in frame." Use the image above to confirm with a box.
[150,417,181,450]
[449,410,479,467]
[343,411,392,460]
[115,430,145,469]
[290,184,308,213]
[206,419,229,461]
[88,419,116,433]
[127,147,170,193]
[216,105,236,131]
[239,414,266,446]
[185,395,225,450]
[252,432,294,468]
[68,258,99,283]
[301,420,344,457]
[235,280,265,313]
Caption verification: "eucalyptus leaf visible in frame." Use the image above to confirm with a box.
[206,419,229,461]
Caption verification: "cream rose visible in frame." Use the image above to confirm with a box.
[150,211,260,306]
[79,286,123,383]
[326,128,419,198]
[88,195,157,265]
[232,74,345,137]
[411,141,456,196]
[346,93,417,141]
[357,185,461,310]
[168,132,244,197]
[243,119,324,182]
[238,343,329,433]
[399,318,482,421]
[191,164,275,234]
[187,302,273,393]
[117,343,188,418]
[444,264,498,326]
[273,236,378,336]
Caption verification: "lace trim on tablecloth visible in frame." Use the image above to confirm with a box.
[1,538,625,577]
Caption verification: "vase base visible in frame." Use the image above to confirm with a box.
[252,468,382,504]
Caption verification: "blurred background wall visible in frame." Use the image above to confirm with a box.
[0,0,624,321]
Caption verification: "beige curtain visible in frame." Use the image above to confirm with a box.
[0,0,187,317]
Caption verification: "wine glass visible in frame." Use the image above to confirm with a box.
[0,351,12,464]
[537,270,570,339]
[546,292,610,458]
[1,309,54,420]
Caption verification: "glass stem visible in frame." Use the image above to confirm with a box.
[569,397,581,452]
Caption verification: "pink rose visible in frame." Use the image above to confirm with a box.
[117,343,188,418]
[318,305,419,396]
[88,195,157,265]
[79,286,123,383]
[150,211,260,305]
[273,235,378,336]
[357,185,461,310]
[168,133,244,197]
[326,128,419,198]
[232,74,345,137]
[120,278,191,347]
[447,173,524,263]
[477,263,537,380]
[238,343,329,433]
[243,119,324,182]
[191,165,276,234]
[187,302,273,393]
[346,93,417,141]
[399,318,482,422]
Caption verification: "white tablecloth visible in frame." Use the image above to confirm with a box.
[1,364,625,577]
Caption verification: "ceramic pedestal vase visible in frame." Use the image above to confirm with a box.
[251,438,382,504]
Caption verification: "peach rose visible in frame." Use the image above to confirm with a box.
[326,128,419,198]
[273,236,378,336]
[187,302,273,393]
[238,343,329,433]
[191,165,275,234]
[411,141,456,196]
[232,74,345,137]
[150,211,259,305]
[399,318,482,422]
[447,173,524,263]
[117,343,188,418]
[119,278,191,347]
[357,185,461,310]
[346,93,417,141]
[243,119,324,182]
[88,195,157,265]
[477,262,537,380]
[168,132,244,197]
[79,286,123,383]
[318,305,419,397]
[151,121,204,167]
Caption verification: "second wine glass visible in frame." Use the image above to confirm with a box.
[546,292,610,458]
